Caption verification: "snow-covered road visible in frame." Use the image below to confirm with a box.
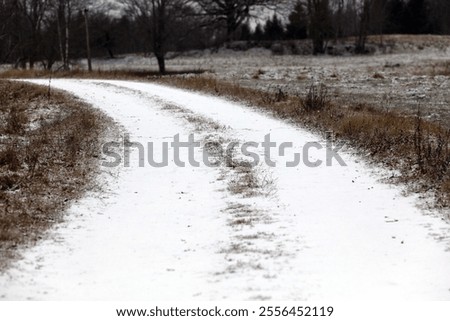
[1,79,450,300]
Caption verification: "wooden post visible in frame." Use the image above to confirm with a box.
[84,8,92,72]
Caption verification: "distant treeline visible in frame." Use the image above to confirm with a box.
[244,0,450,41]
[0,1,449,73]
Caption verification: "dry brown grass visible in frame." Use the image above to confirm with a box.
[412,61,450,77]
[372,72,385,79]
[0,68,207,80]
[431,61,450,77]
[0,80,112,269]
[227,164,260,197]
[156,75,450,209]
[352,34,450,48]
[301,83,329,112]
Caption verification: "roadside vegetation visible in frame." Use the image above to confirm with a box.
[0,67,448,211]
[0,80,113,269]
[155,76,450,210]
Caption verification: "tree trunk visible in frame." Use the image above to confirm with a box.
[151,0,166,75]
[226,16,234,42]
[356,0,371,54]
[64,1,71,70]
[156,54,165,74]
[308,0,328,55]
[47,59,55,70]
[57,12,65,68]
[84,9,92,72]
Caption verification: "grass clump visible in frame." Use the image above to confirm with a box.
[300,83,328,112]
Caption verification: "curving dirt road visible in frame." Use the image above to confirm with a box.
[1,79,449,300]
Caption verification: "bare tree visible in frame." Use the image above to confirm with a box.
[14,0,50,68]
[52,0,87,70]
[84,8,92,71]
[306,0,332,54]
[332,0,345,40]
[370,0,387,45]
[194,0,278,41]
[55,0,72,70]
[0,1,15,62]
[126,0,195,74]
[354,0,387,53]
[355,0,371,53]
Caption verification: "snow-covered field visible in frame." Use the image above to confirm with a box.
[81,44,450,124]
[0,79,449,300]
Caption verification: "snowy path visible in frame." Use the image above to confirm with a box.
[1,79,450,300]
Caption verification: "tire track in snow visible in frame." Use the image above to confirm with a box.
[1,79,449,300]
[156,98,298,301]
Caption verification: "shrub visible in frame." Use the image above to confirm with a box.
[301,83,329,112]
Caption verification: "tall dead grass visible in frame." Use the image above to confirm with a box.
[0,80,110,268]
